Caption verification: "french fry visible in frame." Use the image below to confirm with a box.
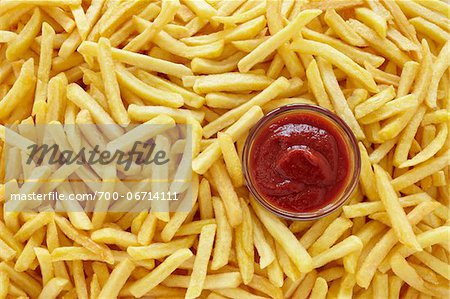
[97,37,130,125]
[343,193,431,218]
[323,9,366,47]
[0,270,8,299]
[292,270,317,299]
[128,248,193,298]
[265,0,305,78]
[211,196,232,270]
[305,59,333,111]
[136,70,205,108]
[0,59,36,120]
[124,0,180,52]
[390,253,433,296]
[174,219,216,237]
[356,201,438,288]
[42,6,76,33]
[69,4,89,39]
[235,199,254,284]
[250,210,275,269]
[209,160,242,228]
[316,58,365,139]
[163,272,242,289]
[364,62,400,87]
[186,224,216,298]
[198,178,213,220]
[397,0,449,31]
[78,41,193,77]
[15,228,45,272]
[392,149,450,191]
[14,212,53,242]
[372,272,388,299]
[400,123,447,168]
[66,83,123,139]
[348,19,410,66]
[116,68,184,108]
[0,239,16,261]
[355,7,387,38]
[54,215,114,264]
[50,247,103,262]
[414,250,450,280]
[410,17,450,44]
[386,27,420,52]
[233,275,277,299]
[374,165,421,250]
[251,197,313,273]
[359,94,417,125]
[337,273,357,298]
[238,9,321,72]
[426,40,450,108]
[292,39,377,92]
[310,277,328,299]
[355,86,396,119]
[98,0,149,37]
[217,132,244,187]
[0,1,449,297]
[422,109,450,126]
[37,278,69,299]
[98,258,135,299]
[312,236,362,268]
[309,217,353,256]
[32,22,55,116]
[3,0,81,4]
[6,8,42,61]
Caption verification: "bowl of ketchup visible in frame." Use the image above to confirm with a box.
[243,104,361,220]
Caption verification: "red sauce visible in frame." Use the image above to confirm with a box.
[249,112,351,213]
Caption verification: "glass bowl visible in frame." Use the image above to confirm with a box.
[242,104,361,221]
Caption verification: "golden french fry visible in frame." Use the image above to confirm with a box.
[324,9,366,47]
[392,149,450,191]
[6,8,42,61]
[301,28,384,67]
[97,37,130,125]
[356,201,438,288]
[37,278,69,299]
[309,217,353,256]
[116,68,184,108]
[410,17,450,44]
[209,160,242,228]
[186,224,216,298]
[0,59,36,120]
[128,248,193,297]
[193,106,263,174]
[348,19,410,66]
[292,39,377,92]
[98,258,135,299]
[125,0,180,52]
[426,40,450,108]
[78,41,193,77]
[251,197,313,273]
[374,165,421,250]
[211,196,232,270]
[355,86,396,119]
[316,58,365,139]
[238,9,321,72]
[305,59,333,111]
[355,7,387,38]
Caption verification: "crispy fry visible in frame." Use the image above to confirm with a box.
[292,39,377,92]
[238,9,321,72]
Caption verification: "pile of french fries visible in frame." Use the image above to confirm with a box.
[0,0,449,298]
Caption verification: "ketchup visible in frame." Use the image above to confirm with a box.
[248,110,352,214]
